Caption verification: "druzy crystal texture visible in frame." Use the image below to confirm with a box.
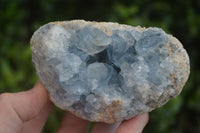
[31,20,190,123]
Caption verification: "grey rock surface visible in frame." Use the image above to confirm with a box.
[31,20,190,123]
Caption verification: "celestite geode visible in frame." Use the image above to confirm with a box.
[31,20,190,123]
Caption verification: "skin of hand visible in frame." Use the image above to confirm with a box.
[0,80,149,133]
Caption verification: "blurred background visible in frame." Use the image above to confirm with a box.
[0,0,200,132]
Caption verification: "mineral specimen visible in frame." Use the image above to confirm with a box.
[30,20,190,123]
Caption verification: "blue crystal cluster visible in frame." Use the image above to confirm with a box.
[31,20,190,123]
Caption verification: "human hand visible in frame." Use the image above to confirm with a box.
[0,80,148,133]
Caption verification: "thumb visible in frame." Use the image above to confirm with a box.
[9,80,50,121]
[0,80,50,132]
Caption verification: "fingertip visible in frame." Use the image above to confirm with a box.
[91,122,120,133]
[31,80,49,104]
[116,113,149,133]
[32,80,46,93]
[57,112,90,133]
[141,113,149,126]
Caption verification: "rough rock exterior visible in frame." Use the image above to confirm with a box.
[30,20,190,123]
